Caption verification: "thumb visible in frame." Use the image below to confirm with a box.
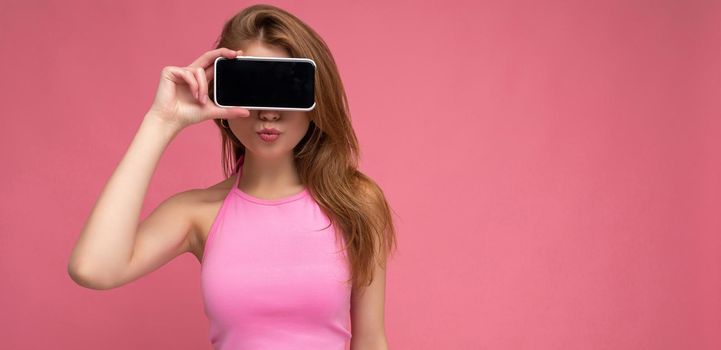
[207,105,250,120]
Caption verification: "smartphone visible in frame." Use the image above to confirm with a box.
[213,55,316,111]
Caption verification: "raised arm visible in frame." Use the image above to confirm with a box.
[67,47,250,290]
[67,114,183,289]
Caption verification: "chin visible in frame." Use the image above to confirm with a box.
[253,147,294,158]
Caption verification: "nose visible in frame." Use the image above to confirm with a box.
[258,110,280,121]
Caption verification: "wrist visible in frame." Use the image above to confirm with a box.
[142,112,184,139]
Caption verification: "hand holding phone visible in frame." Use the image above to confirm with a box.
[213,56,316,111]
[147,48,251,129]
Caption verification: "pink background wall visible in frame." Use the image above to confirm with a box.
[1,0,719,348]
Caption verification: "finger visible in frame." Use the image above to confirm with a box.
[204,66,213,82]
[188,47,238,71]
[192,66,207,104]
[180,68,200,99]
[203,49,242,82]
[202,104,250,120]
[167,67,199,99]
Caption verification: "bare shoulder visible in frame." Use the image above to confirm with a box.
[183,176,236,263]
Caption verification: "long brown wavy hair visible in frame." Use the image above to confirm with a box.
[207,4,397,290]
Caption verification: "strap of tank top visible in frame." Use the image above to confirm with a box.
[232,154,245,189]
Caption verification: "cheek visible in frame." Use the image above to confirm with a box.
[230,121,256,142]
[291,120,311,140]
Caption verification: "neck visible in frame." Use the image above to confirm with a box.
[238,152,303,194]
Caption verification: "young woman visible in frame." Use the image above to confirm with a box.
[68,4,397,350]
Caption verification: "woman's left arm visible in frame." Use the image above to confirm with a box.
[350,262,389,350]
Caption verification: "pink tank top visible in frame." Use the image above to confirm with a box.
[200,154,352,350]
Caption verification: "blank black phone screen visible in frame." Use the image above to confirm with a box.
[215,58,315,109]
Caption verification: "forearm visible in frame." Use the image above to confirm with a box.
[68,113,181,286]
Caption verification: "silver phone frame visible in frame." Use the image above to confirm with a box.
[213,55,317,111]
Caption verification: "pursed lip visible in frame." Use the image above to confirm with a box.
[257,128,281,134]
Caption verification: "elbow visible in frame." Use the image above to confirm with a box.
[67,261,114,290]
